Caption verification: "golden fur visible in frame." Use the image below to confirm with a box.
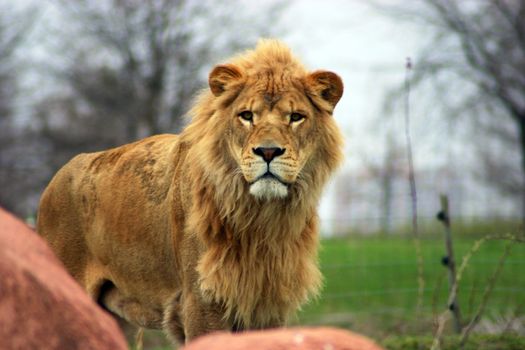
[37,39,344,343]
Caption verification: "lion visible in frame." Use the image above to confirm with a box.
[37,39,344,344]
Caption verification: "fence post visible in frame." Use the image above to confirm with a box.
[437,194,462,333]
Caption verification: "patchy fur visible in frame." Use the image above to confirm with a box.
[37,39,344,344]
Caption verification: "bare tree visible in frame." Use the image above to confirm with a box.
[473,107,522,201]
[382,0,525,219]
[39,0,284,144]
[362,133,405,233]
[0,1,30,151]
[0,2,40,216]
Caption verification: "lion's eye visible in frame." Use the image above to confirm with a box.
[238,111,254,122]
[290,112,305,123]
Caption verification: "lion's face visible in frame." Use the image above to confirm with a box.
[229,85,317,200]
[209,64,343,200]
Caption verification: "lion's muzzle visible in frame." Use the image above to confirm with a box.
[248,146,290,200]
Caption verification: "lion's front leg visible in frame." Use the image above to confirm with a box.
[163,288,230,344]
[179,291,230,342]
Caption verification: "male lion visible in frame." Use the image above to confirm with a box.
[37,39,344,344]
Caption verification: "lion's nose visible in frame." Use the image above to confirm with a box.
[252,147,286,163]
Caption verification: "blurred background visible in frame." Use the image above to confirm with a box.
[1,0,524,348]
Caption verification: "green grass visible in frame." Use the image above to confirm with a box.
[295,222,525,339]
[382,334,525,350]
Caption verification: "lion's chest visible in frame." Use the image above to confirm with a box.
[196,240,320,327]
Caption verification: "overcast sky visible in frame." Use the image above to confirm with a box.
[282,1,421,158]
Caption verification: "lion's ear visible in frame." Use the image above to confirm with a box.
[209,64,243,96]
[305,71,344,109]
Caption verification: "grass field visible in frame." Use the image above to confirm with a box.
[143,219,525,349]
[295,220,525,340]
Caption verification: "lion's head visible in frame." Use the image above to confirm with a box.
[186,39,344,204]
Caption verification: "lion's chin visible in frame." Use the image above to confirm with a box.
[249,178,288,200]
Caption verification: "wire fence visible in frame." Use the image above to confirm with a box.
[295,230,525,338]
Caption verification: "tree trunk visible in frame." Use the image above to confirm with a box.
[381,167,393,234]
[518,116,525,226]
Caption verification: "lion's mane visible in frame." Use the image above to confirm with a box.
[182,40,344,327]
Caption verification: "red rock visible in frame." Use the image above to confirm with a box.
[183,327,385,350]
[0,208,127,350]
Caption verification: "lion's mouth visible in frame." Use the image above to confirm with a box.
[249,172,289,200]
[256,172,288,186]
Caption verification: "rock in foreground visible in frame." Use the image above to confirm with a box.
[184,327,384,350]
[0,208,127,350]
